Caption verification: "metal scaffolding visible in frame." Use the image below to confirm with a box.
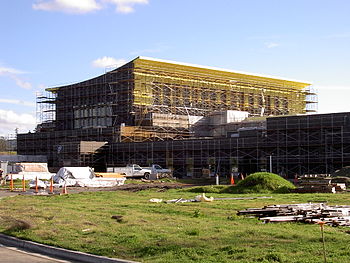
[19,57,319,174]
[132,57,316,119]
[36,91,56,131]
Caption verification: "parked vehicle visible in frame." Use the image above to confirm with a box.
[107,164,152,179]
[143,164,172,175]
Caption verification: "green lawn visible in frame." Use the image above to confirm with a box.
[1,188,350,262]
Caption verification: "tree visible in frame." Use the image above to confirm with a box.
[0,137,7,152]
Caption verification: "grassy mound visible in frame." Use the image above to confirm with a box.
[185,172,295,194]
[233,172,295,193]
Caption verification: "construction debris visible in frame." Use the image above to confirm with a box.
[28,179,47,189]
[195,193,214,202]
[238,203,350,226]
[94,172,125,178]
[165,198,196,203]
[154,195,272,204]
[8,163,54,180]
[53,167,126,187]
[149,198,163,203]
[295,175,346,193]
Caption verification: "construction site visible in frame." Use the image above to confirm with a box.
[16,56,347,178]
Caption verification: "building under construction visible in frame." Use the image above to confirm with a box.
[18,56,338,177]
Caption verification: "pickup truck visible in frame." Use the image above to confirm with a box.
[143,164,172,175]
[142,164,172,179]
[107,164,152,179]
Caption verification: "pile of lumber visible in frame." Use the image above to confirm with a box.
[238,203,350,226]
[295,175,346,193]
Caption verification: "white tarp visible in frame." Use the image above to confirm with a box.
[8,162,54,180]
[53,167,125,187]
[226,110,249,123]
[29,179,47,189]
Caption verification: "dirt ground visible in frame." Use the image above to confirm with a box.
[0,181,193,198]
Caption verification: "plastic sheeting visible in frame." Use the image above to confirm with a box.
[8,162,54,180]
[53,167,125,187]
[29,179,47,189]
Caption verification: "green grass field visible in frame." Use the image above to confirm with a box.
[1,187,350,262]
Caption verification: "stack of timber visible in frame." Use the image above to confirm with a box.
[238,203,350,226]
[295,174,346,193]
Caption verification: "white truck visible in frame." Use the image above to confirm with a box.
[107,164,152,179]
[142,164,172,179]
[144,164,171,174]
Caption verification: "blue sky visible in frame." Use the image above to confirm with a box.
[1,0,350,136]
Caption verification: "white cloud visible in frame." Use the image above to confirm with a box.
[265,42,280,49]
[0,109,36,136]
[13,77,32,90]
[0,67,24,75]
[103,0,148,13]
[32,0,101,14]
[92,56,127,68]
[0,65,32,90]
[0,99,35,107]
[32,0,149,14]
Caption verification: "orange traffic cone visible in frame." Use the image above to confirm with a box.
[230,175,235,185]
[61,183,68,195]
[10,174,14,191]
[49,176,54,194]
[35,176,39,193]
[22,175,26,192]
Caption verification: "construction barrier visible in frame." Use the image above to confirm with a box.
[61,183,68,195]
[10,174,14,191]
[49,176,54,194]
[22,175,26,192]
[230,175,235,185]
[35,176,39,193]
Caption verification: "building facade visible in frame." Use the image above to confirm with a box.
[18,57,320,175]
